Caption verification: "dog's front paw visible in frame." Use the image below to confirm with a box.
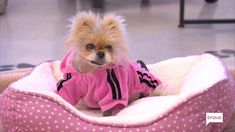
[103,109,113,116]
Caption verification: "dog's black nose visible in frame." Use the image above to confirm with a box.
[97,51,105,59]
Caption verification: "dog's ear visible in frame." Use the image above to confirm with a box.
[101,13,126,38]
[65,11,98,48]
[71,11,97,32]
[101,13,128,58]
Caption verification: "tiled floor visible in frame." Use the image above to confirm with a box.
[0,0,234,71]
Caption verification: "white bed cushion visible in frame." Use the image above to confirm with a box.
[148,55,201,95]
[9,54,228,125]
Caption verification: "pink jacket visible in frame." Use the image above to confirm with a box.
[56,50,160,112]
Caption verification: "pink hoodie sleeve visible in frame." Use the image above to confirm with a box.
[130,62,160,96]
[56,49,83,105]
[98,91,128,112]
[57,73,82,105]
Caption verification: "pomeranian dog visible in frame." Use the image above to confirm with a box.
[56,11,160,116]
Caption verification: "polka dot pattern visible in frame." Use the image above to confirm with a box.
[0,79,234,132]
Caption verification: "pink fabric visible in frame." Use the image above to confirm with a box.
[56,49,160,112]
[0,56,234,131]
[0,79,234,132]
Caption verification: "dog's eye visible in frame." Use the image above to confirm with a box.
[86,44,95,50]
[105,45,112,51]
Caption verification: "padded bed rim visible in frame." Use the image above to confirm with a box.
[5,78,231,127]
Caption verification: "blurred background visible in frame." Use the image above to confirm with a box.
[0,0,234,71]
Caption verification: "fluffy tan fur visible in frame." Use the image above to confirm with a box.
[65,11,128,72]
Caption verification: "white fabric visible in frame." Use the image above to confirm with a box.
[181,54,227,95]
[10,54,227,125]
[148,55,202,95]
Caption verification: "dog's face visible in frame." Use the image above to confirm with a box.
[65,12,128,70]
[81,41,115,66]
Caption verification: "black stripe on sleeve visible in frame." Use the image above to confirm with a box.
[66,73,72,80]
[138,77,157,89]
[106,69,117,99]
[137,71,159,86]
[150,80,159,86]
[57,73,72,92]
[57,80,65,91]
[137,71,159,89]
[137,71,152,80]
[111,69,122,99]
[136,60,149,71]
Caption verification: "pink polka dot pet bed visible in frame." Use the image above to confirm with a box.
[0,54,235,132]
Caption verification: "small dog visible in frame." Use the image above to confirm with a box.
[56,11,160,116]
